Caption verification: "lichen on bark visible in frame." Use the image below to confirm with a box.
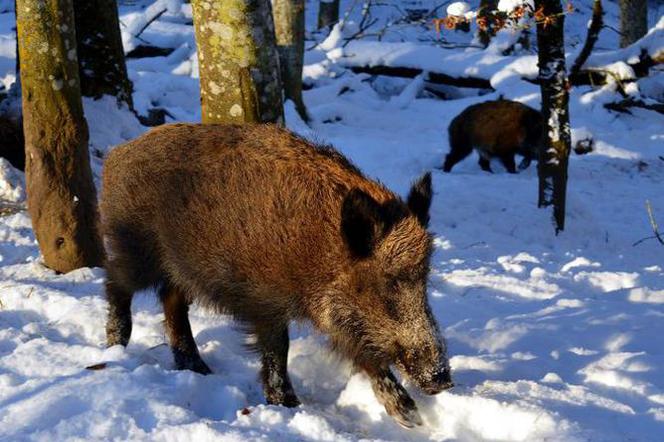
[192,0,284,124]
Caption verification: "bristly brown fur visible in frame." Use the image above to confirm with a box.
[443,99,544,173]
[101,123,451,427]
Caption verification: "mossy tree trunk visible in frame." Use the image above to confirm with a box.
[17,0,104,272]
[191,0,284,124]
[273,0,308,122]
[535,0,572,233]
[72,0,133,108]
[619,0,647,48]
[317,0,339,30]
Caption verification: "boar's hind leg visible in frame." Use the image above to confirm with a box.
[518,157,532,170]
[256,324,300,407]
[500,153,517,173]
[478,154,493,173]
[106,280,133,347]
[160,284,212,375]
[364,365,422,428]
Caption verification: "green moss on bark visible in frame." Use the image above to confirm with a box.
[191,0,284,124]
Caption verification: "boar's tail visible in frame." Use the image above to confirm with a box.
[443,116,473,172]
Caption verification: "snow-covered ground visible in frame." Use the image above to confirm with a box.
[1,0,663,440]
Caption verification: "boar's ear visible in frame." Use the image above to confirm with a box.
[342,188,385,258]
[407,172,432,227]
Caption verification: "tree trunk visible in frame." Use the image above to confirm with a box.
[477,0,498,47]
[191,0,284,124]
[619,0,647,47]
[16,0,104,272]
[273,0,308,122]
[535,0,572,233]
[318,0,339,30]
[72,0,133,108]
[569,0,603,78]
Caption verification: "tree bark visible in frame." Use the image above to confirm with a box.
[619,0,647,48]
[72,0,133,108]
[569,0,603,78]
[17,0,104,272]
[477,0,498,47]
[273,0,309,122]
[318,0,339,30]
[535,0,572,233]
[191,0,284,124]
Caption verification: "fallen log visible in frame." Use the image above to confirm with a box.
[349,65,494,90]
[604,98,664,115]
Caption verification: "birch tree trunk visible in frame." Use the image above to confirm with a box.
[273,0,308,121]
[17,0,104,272]
[72,0,133,108]
[191,0,284,124]
[619,0,647,47]
[535,0,572,233]
[317,0,339,29]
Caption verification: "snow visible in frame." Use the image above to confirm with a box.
[1,0,664,441]
[446,2,470,17]
[497,0,534,13]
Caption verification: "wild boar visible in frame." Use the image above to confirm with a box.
[0,116,24,171]
[442,99,543,173]
[100,123,452,428]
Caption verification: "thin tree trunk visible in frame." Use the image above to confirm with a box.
[191,0,284,124]
[619,0,647,47]
[72,0,133,108]
[570,0,603,78]
[535,0,572,233]
[17,0,103,272]
[318,0,339,29]
[477,0,498,47]
[273,0,309,122]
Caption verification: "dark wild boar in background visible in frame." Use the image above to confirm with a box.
[443,99,544,173]
[101,124,452,428]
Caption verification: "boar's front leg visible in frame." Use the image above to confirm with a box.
[255,323,300,407]
[106,280,133,347]
[500,153,517,173]
[478,154,493,173]
[363,365,423,428]
[160,284,212,375]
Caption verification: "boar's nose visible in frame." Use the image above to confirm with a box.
[423,369,454,395]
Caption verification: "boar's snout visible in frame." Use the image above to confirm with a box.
[421,367,454,395]
[396,339,453,395]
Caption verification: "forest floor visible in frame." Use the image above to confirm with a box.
[1,0,664,440]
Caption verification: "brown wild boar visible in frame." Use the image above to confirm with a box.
[443,99,543,173]
[101,123,452,428]
[0,116,24,171]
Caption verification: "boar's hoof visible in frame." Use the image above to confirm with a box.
[173,350,212,375]
[386,397,423,429]
[265,389,301,408]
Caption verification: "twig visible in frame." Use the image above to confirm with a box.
[646,200,664,245]
[135,8,167,40]
[0,200,25,217]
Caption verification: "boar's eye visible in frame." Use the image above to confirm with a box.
[383,295,400,319]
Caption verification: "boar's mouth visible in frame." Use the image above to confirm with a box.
[394,345,453,395]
